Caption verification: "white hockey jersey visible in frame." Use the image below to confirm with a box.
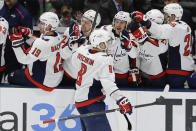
[148,21,195,72]
[13,33,64,90]
[137,37,168,77]
[101,25,139,75]
[61,25,89,79]
[0,18,8,71]
[71,45,119,107]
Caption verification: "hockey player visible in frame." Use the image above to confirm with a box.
[8,12,64,91]
[0,17,8,82]
[60,9,101,85]
[137,9,168,88]
[100,11,140,87]
[131,3,195,88]
[72,29,132,131]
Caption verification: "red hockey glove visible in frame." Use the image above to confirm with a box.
[128,68,142,86]
[17,26,33,38]
[9,28,24,48]
[130,11,151,28]
[117,97,132,114]
[68,22,86,50]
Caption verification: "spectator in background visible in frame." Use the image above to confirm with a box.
[99,0,134,26]
[0,0,33,76]
[19,0,40,25]
[72,9,83,25]
[151,0,164,10]
[59,5,75,27]
[133,0,151,13]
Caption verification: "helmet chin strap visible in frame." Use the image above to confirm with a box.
[43,24,51,35]
[84,23,95,37]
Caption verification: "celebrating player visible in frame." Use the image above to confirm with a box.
[60,9,101,84]
[0,17,8,82]
[137,9,168,88]
[71,29,132,131]
[131,3,195,88]
[101,11,140,87]
[8,12,64,91]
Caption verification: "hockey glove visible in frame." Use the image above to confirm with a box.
[117,97,132,114]
[17,26,33,38]
[120,30,132,50]
[130,11,151,28]
[128,68,142,86]
[129,21,147,43]
[9,28,24,48]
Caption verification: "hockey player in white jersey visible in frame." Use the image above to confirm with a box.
[8,12,64,91]
[72,29,132,131]
[60,9,101,85]
[101,11,140,87]
[0,17,8,82]
[131,3,195,88]
[137,9,168,88]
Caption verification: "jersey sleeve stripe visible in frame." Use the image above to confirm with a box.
[24,68,54,92]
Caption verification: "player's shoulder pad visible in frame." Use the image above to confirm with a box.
[33,37,48,48]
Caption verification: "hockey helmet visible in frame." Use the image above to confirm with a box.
[39,12,59,31]
[113,11,131,28]
[82,9,101,27]
[163,3,183,21]
[89,29,112,51]
[146,9,164,24]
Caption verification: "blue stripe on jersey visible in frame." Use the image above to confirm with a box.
[159,51,168,71]
[32,60,47,84]
[168,45,181,70]
[88,79,104,100]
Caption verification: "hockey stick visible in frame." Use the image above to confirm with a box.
[90,0,101,33]
[42,85,170,124]
[42,99,160,124]
[124,114,132,131]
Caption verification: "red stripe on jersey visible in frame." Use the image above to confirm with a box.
[166,69,193,76]
[21,45,28,54]
[115,73,128,78]
[147,38,159,47]
[21,41,34,55]
[75,95,105,108]
[25,68,54,92]
[0,65,6,72]
[131,41,138,47]
[149,71,166,79]
[15,8,24,19]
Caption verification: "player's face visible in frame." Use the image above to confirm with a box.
[81,17,92,35]
[164,13,175,24]
[113,19,126,35]
[99,42,107,50]
[5,0,18,8]
[38,21,45,34]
